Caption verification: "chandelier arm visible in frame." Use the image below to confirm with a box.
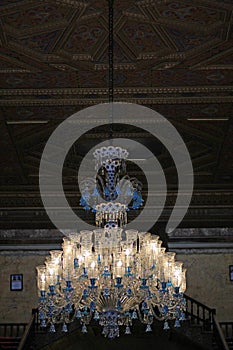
[135,305,144,323]
[163,302,180,311]
[113,172,120,188]
[96,174,105,195]
[148,302,166,321]
[151,312,166,322]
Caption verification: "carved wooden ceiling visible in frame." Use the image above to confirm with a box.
[0,0,232,229]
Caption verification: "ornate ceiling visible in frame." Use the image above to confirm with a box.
[0,0,232,229]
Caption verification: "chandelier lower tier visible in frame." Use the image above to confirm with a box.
[37,228,186,339]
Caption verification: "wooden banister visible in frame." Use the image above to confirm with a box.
[219,321,233,340]
[213,315,230,350]
[184,293,216,330]
[18,313,36,350]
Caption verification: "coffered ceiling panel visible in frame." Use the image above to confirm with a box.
[0,0,232,229]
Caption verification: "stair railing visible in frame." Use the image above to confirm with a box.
[219,321,233,342]
[0,323,27,337]
[17,297,232,350]
[18,309,37,350]
[184,294,230,350]
[213,315,230,350]
[184,293,216,331]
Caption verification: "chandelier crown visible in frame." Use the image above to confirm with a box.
[79,145,143,217]
[93,146,129,165]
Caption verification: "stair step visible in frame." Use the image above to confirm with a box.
[213,340,233,350]
[0,336,21,349]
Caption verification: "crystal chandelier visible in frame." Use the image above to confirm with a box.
[36,146,187,339]
[36,1,187,339]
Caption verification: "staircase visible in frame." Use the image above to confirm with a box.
[0,323,27,349]
[2,296,232,350]
[0,337,21,349]
[216,322,233,350]
[183,294,231,350]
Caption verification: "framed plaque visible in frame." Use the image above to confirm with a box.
[229,266,233,281]
[10,274,23,291]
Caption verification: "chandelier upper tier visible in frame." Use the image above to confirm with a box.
[36,146,187,339]
[79,145,143,227]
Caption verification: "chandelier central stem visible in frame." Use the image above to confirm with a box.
[108,0,114,142]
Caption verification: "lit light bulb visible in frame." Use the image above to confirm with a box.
[116,260,123,277]
[125,249,131,256]
[41,273,46,288]
[48,266,55,275]
[78,255,84,263]
[117,260,123,267]
[84,251,91,257]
